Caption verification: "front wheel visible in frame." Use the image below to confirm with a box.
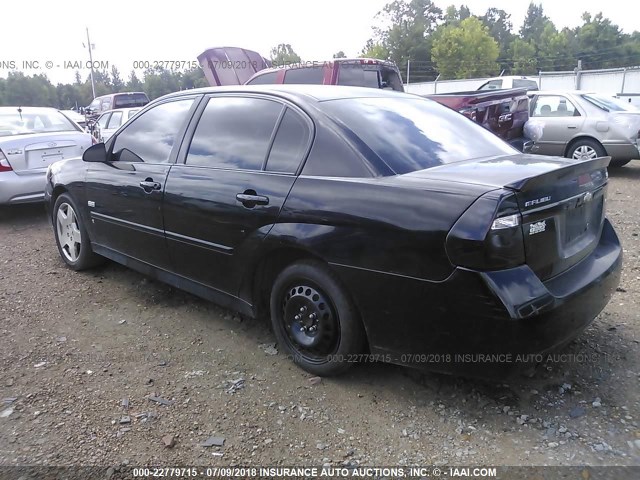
[270,260,365,376]
[53,193,103,270]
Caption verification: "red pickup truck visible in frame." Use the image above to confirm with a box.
[198,47,530,150]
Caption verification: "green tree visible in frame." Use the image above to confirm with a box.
[431,17,499,79]
[480,8,514,69]
[509,38,537,74]
[537,24,572,71]
[360,39,389,59]
[573,12,623,69]
[270,44,301,66]
[365,0,442,81]
[333,51,347,59]
[110,66,124,93]
[127,71,143,91]
[520,2,551,46]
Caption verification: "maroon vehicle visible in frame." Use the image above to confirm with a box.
[198,47,404,91]
[197,47,529,150]
[423,88,532,151]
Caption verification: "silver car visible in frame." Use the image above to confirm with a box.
[0,107,93,204]
[94,107,141,143]
[525,91,640,167]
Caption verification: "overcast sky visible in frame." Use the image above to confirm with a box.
[0,0,636,84]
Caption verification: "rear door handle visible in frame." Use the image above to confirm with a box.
[567,125,577,129]
[236,192,269,207]
[139,179,161,191]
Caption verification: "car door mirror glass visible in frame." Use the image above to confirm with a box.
[83,143,107,162]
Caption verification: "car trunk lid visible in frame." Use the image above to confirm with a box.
[0,132,91,174]
[407,154,610,279]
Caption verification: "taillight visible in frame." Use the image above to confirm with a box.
[0,149,13,172]
[446,190,525,270]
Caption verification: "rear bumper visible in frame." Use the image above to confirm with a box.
[333,219,622,377]
[603,142,640,161]
[0,171,47,204]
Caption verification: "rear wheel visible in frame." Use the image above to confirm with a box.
[270,260,365,376]
[53,194,103,270]
[567,139,606,161]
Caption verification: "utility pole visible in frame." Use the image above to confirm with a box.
[85,27,96,99]
[406,60,411,85]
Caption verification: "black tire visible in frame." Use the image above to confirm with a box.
[608,158,632,168]
[566,138,606,161]
[270,260,365,376]
[52,193,103,270]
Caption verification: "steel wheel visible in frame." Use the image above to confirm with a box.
[270,260,366,376]
[56,202,82,262]
[572,145,598,160]
[281,283,340,362]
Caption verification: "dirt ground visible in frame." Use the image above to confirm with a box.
[0,165,639,471]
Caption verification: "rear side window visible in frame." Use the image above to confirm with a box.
[266,108,311,173]
[284,66,324,84]
[186,96,283,170]
[112,99,195,164]
[247,72,279,85]
[337,65,380,88]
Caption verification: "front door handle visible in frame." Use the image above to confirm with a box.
[139,179,161,191]
[236,191,269,207]
[567,125,578,129]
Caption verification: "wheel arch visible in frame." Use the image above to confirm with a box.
[244,245,372,352]
[563,135,606,158]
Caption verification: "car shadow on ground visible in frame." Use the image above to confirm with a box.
[608,162,640,180]
[0,203,48,227]
[91,262,626,426]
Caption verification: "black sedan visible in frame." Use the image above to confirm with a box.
[45,85,622,377]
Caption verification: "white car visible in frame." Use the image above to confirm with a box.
[60,109,89,131]
[0,107,93,204]
[478,76,539,91]
[94,108,141,142]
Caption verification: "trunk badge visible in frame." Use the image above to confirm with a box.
[577,192,593,207]
[529,221,546,235]
[88,201,95,207]
[6,149,22,155]
[47,142,58,148]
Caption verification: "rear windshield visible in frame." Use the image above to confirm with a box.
[113,94,149,108]
[337,64,380,88]
[0,109,80,137]
[320,97,516,174]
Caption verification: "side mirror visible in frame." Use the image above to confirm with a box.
[83,143,107,163]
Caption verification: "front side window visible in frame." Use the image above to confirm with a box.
[479,79,503,90]
[97,113,111,130]
[186,96,283,170]
[112,99,194,163]
[532,95,579,117]
[106,111,123,129]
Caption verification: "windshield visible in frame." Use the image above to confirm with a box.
[0,109,80,137]
[582,94,638,112]
[320,97,516,174]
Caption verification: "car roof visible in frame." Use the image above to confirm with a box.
[155,84,413,104]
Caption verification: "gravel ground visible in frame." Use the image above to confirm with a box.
[0,165,639,470]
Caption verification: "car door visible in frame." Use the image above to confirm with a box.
[85,96,199,269]
[529,94,584,156]
[163,94,313,296]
